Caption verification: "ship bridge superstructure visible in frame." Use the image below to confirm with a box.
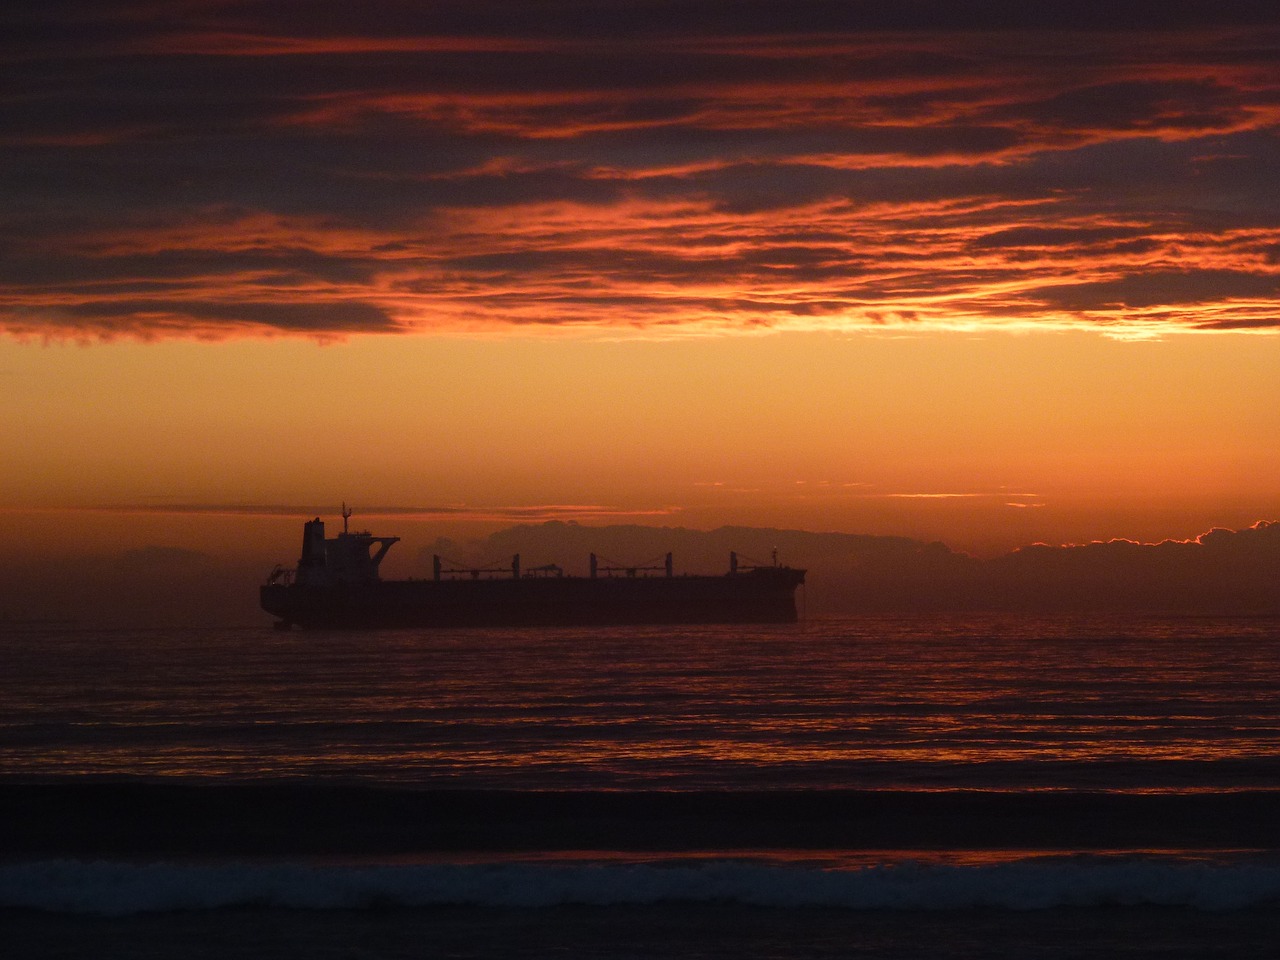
[282,506,399,587]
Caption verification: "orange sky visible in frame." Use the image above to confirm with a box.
[5,328,1277,559]
[2,3,1278,565]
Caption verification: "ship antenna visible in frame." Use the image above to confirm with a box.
[342,502,352,534]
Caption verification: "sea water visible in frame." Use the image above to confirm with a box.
[3,616,1280,957]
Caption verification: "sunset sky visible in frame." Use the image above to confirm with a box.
[3,1,1279,568]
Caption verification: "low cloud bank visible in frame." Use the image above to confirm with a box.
[1,522,1275,627]
[439,520,1280,616]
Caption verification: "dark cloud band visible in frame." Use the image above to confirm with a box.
[2,5,1278,339]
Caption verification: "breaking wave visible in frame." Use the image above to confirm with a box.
[4,857,1280,916]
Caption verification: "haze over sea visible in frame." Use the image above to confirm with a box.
[4,616,1280,958]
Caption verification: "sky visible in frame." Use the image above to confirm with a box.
[3,0,1279,574]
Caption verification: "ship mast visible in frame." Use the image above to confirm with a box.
[342,502,352,534]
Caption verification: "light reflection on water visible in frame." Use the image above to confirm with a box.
[2,615,1280,790]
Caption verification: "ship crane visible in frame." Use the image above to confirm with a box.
[729,549,782,574]
[522,562,564,578]
[590,552,674,578]
[432,553,565,580]
[433,554,523,581]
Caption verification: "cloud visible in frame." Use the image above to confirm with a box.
[4,511,1276,623]
[2,5,1279,339]
[1030,269,1280,312]
[80,502,681,523]
[414,516,1280,615]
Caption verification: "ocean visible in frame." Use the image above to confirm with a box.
[3,615,1280,957]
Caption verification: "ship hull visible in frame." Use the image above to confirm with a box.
[261,569,804,629]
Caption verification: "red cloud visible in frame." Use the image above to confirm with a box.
[2,11,1279,340]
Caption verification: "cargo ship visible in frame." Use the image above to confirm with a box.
[261,510,805,629]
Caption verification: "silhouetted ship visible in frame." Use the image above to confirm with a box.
[261,510,805,629]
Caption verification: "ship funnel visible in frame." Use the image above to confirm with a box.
[300,518,327,571]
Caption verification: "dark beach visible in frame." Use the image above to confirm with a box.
[8,902,1280,960]
[6,782,1280,859]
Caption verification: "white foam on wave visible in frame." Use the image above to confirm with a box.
[3,857,1279,916]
